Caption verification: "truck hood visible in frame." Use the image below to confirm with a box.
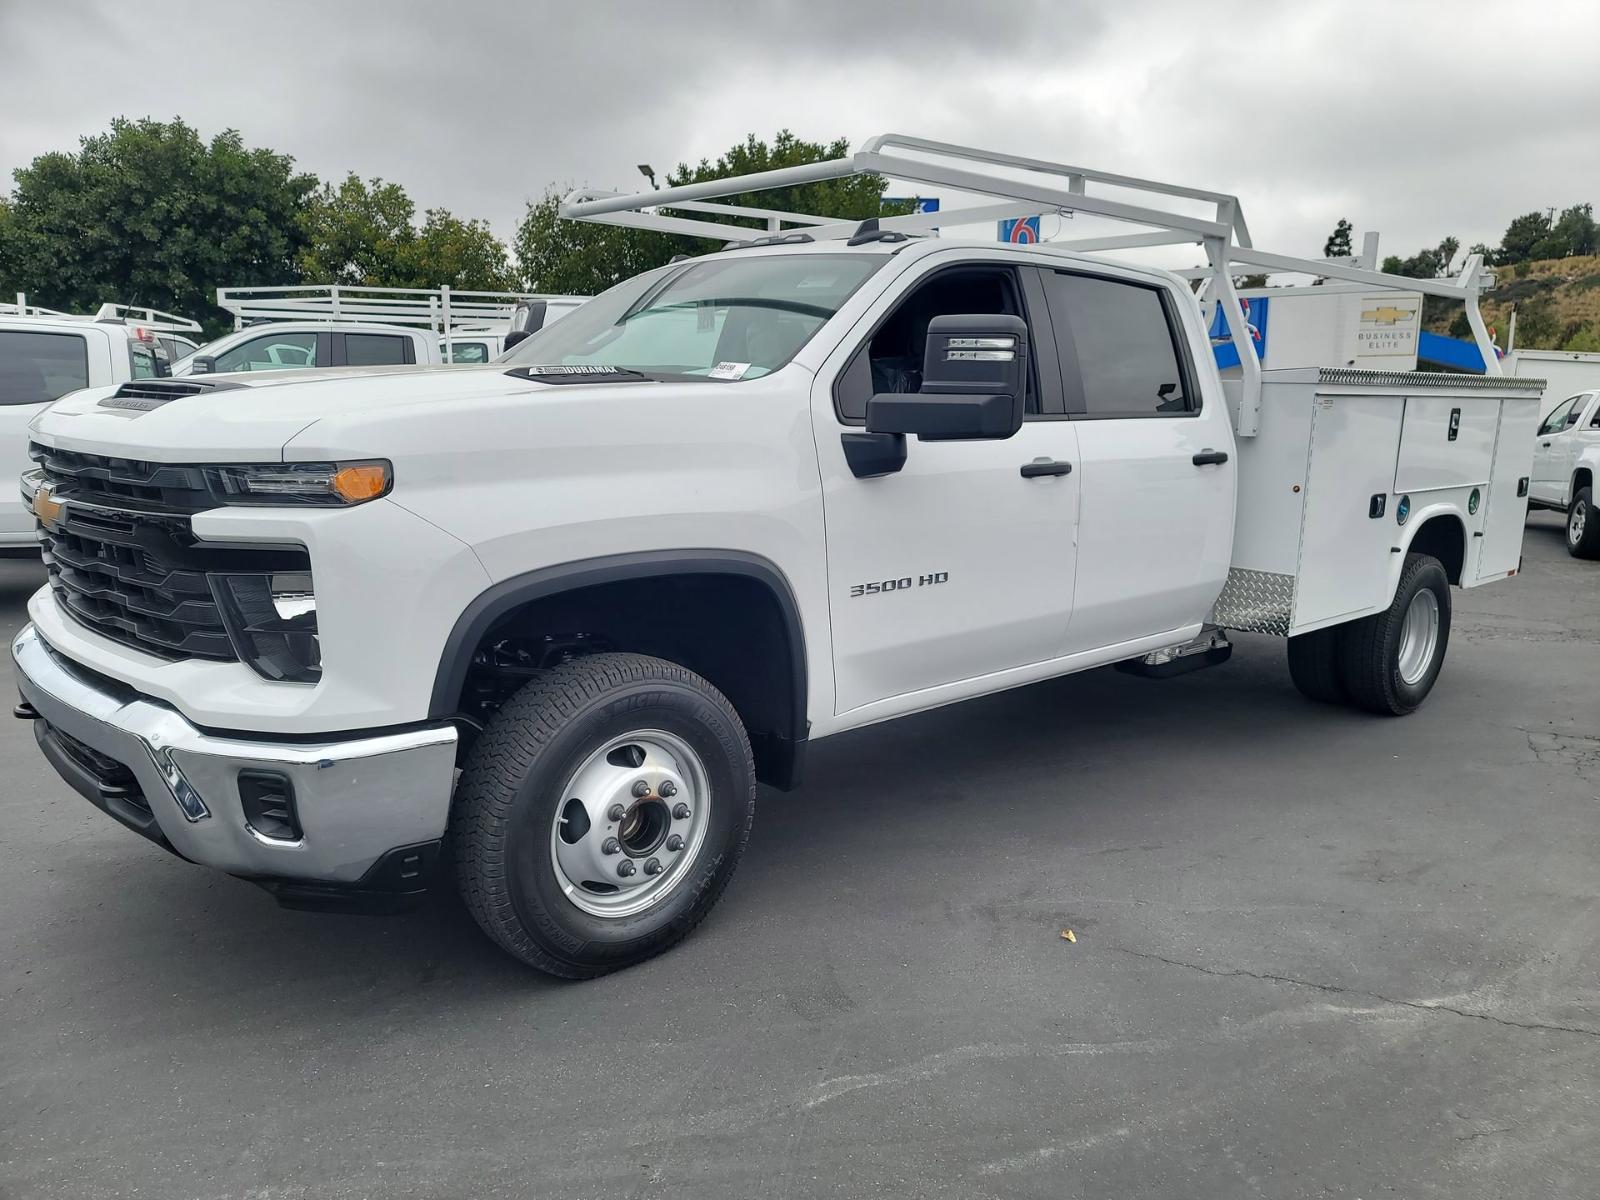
[30,365,539,461]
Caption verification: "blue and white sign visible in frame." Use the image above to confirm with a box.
[998,216,1042,244]
[1209,297,1270,369]
[883,197,940,214]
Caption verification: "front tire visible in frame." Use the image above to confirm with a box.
[1339,553,1451,716]
[453,653,755,977]
[1567,487,1600,559]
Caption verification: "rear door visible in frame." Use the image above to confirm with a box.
[1041,267,1236,655]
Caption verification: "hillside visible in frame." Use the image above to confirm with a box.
[1430,254,1600,352]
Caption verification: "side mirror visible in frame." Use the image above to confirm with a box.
[188,354,217,376]
[503,329,532,350]
[509,299,548,335]
[864,314,1027,441]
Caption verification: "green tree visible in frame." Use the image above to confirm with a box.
[404,209,517,291]
[298,173,516,291]
[1562,324,1600,352]
[1534,203,1596,259]
[1496,210,1552,265]
[0,117,313,334]
[1436,236,1459,274]
[1512,299,1560,348]
[1323,218,1353,258]
[297,174,418,286]
[516,131,908,295]
[1383,248,1444,279]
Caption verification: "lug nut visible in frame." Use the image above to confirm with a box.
[665,834,684,852]
[617,859,637,878]
[659,780,678,798]
[672,802,690,820]
[601,837,621,855]
[643,857,663,876]
[607,803,626,822]
[632,780,651,798]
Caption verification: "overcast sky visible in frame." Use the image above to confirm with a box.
[3,0,1598,269]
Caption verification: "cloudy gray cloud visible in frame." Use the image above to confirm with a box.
[2,0,1597,268]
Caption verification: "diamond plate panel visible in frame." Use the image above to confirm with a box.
[1211,568,1295,637]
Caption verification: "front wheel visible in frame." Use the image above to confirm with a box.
[1338,553,1451,716]
[452,653,755,977]
[1567,487,1600,559]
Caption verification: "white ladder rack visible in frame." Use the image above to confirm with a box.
[560,133,1501,434]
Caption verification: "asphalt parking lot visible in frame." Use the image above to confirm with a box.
[1,512,1596,1200]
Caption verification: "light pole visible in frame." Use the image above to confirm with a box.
[637,164,658,190]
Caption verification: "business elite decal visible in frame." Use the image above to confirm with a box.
[1209,297,1269,369]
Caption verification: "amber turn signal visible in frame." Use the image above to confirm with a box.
[331,463,391,503]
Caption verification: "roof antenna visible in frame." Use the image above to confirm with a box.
[847,217,909,247]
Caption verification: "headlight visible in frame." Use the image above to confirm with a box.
[213,572,321,683]
[206,460,391,506]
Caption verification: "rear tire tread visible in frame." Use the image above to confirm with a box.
[1568,487,1600,559]
[1339,553,1450,716]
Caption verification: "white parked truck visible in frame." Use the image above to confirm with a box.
[1528,386,1600,557]
[1,299,201,553]
[11,137,1543,976]
[203,284,585,371]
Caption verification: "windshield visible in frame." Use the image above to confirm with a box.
[502,253,887,381]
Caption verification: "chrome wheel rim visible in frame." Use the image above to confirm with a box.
[1571,503,1587,546]
[549,729,711,918]
[1396,589,1440,686]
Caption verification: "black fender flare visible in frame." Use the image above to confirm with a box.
[428,548,810,748]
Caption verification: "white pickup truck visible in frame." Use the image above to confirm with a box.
[1527,388,1600,557]
[1,302,200,553]
[10,139,1544,977]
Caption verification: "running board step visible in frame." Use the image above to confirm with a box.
[1114,627,1232,679]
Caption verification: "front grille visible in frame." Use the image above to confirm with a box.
[40,506,238,660]
[30,442,217,512]
[32,446,311,664]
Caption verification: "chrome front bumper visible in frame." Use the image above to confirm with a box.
[12,623,458,885]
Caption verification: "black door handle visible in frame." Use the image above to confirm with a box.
[1541,441,1552,447]
[1192,449,1229,466]
[1020,459,1072,478]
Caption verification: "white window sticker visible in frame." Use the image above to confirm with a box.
[709,361,752,380]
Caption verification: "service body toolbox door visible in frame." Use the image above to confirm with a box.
[1473,392,1541,582]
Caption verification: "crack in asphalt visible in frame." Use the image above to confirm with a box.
[1108,947,1600,1040]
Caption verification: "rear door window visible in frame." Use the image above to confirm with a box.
[1043,271,1194,417]
[0,330,91,405]
[344,333,410,366]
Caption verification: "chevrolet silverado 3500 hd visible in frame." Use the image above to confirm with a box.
[11,138,1543,976]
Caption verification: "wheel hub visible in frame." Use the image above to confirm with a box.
[1396,588,1440,686]
[1572,504,1586,545]
[550,730,709,918]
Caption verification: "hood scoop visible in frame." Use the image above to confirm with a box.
[99,378,243,413]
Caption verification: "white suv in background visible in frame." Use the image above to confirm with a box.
[174,322,439,376]
[0,313,174,553]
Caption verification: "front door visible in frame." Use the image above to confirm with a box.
[812,259,1081,716]
[1037,266,1236,654]
[1531,394,1585,506]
